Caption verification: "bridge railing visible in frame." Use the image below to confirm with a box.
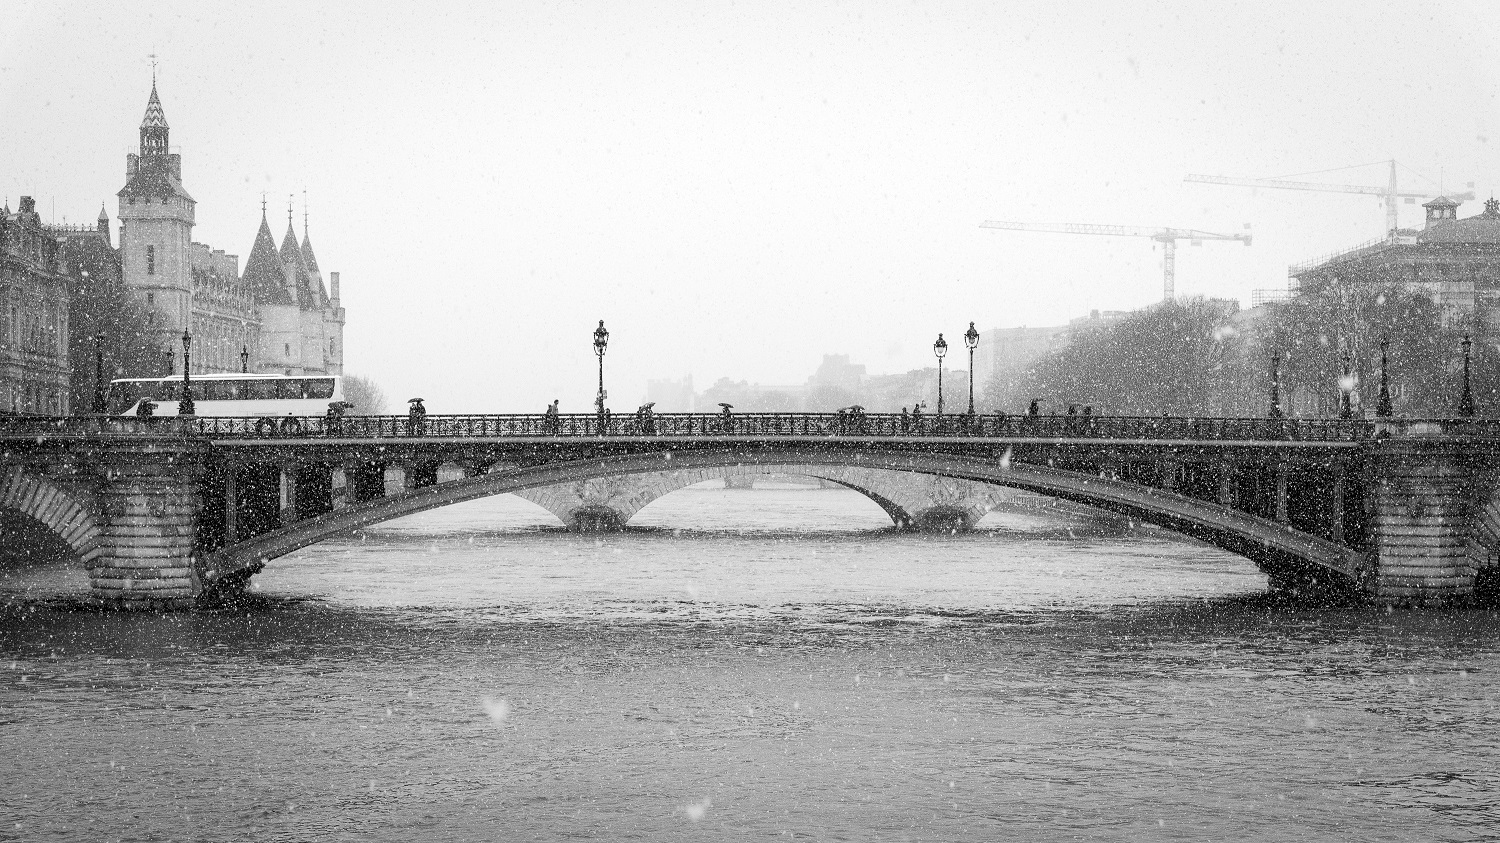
[175,412,1374,441]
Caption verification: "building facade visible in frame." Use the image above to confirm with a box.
[1290,196,1500,328]
[115,83,344,376]
[0,197,70,413]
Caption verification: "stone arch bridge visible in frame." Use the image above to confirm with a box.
[2,411,1498,609]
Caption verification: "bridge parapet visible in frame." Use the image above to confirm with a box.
[0,412,1371,442]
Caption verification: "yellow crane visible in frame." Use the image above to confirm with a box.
[979,220,1251,302]
[1185,160,1474,237]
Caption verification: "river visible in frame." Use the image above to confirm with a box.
[2,485,1498,841]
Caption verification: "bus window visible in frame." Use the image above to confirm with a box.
[306,378,335,399]
[248,379,276,401]
[224,380,244,401]
[204,381,230,401]
[275,379,300,399]
[158,380,180,402]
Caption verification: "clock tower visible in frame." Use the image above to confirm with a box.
[117,81,197,345]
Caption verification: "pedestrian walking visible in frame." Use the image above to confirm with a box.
[544,399,560,435]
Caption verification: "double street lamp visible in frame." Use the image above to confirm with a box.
[933,333,948,416]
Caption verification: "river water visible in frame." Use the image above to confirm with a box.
[2,485,1499,842]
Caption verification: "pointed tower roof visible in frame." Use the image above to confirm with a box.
[97,204,109,224]
[140,83,168,131]
[279,218,302,265]
[243,211,295,305]
[120,81,191,202]
[300,233,321,272]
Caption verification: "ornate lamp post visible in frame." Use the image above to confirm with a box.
[178,329,195,416]
[1460,334,1476,417]
[92,334,107,414]
[593,320,610,427]
[241,345,250,374]
[933,333,948,416]
[963,321,979,416]
[1376,337,1393,417]
[1269,352,1284,419]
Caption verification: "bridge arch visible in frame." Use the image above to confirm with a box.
[0,467,102,567]
[511,463,1010,531]
[202,446,1367,594]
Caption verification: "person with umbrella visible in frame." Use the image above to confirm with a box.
[407,397,427,437]
[635,402,656,435]
[718,402,734,433]
[325,400,352,436]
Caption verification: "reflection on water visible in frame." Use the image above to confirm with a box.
[2,487,1499,842]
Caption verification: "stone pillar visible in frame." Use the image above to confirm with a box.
[1160,459,1178,492]
[384,465,409,496]
[1369,449,1475,605]
[90,445,205,609]
[1217,463,1235,508]
[331,466,349,511]
[1275,462,1290,524]
[1330,470,1346,545]
[279,465,299,526]
[223,466,239,544]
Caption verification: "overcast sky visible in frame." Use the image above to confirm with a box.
[4,2,1500,412]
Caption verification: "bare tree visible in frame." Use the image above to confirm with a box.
[341,374,389,415]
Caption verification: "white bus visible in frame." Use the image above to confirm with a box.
[108,373,347,418]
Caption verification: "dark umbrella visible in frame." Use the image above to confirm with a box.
[718,403,734,410]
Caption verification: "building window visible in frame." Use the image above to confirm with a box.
[285,343,291,357]
[330,338,336,355]
[146,245,155,275]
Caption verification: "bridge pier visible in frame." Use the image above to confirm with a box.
[89,446,204,610]
[1368,450,1477,605]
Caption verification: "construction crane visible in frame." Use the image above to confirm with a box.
[1185,160,1474,237]
[979,220,1251,302]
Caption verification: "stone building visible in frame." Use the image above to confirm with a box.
[0,197,70,413]
[1290,195,1500,328]
[114,82,344,376]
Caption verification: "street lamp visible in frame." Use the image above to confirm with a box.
[593,320,610,425]
[963,322,979,415]
[178,329,195,416]
[92,334,107,414]
[241,344,249,374]
[933,333,948,416]
[1460,334,1476,417]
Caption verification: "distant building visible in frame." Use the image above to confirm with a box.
[644,375,696,412]
[113,82,345,375]
[1290,195,1500,327]
[972,324,1066,405]
[0,197,70,413]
